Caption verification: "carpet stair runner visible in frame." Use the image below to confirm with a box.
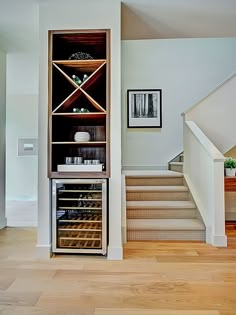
[126,171,205,241]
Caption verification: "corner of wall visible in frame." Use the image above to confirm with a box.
[107,245,123,260]
[36,244,52,259]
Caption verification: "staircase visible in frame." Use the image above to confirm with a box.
[126,171,205,241]
[169,152,184,173]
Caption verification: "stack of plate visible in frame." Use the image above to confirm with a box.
[74,132,91,142]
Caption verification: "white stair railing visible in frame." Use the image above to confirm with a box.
[183,120,227,246]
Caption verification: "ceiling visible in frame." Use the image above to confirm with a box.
[122,0,236,40]
[0,0,236,52]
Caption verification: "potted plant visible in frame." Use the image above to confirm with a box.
[224,157,236,176]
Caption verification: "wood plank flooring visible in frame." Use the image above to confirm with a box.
[0,227,236,314]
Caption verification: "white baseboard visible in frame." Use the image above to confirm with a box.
[6,197,37,202]
[205,225,227,247]
[211,234,227,247]
[206,226,212,244]
[7,220,37,227]
[107,245,123,260]
[36,244,52,259]
[0,217,7,229]
[6,200,37,227]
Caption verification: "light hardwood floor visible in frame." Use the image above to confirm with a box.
[0,227,236,315]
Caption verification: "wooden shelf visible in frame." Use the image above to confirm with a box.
[58,213,102,222]
[52,112,106,118]
[58,190,101,193]
[53,59,106,71]
[58,198,102,201]
[59,231,101,241]
[59,239,101,249]
[58,221,102,231]
[52,141,106,146]
[59,206,102,210]
[50,171,108,179]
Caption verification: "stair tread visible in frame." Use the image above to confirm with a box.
[124,170,183,177]
[126,185,188,192]
[127,200,196,208]
[127,218,205,230]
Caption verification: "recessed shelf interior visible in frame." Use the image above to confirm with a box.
[51,144,106,172]
[52,32,107,60]
[81,65,107,110]
[52,67,76,111]
[52,116,106,142]
[53,60,106,89]
[53,87,105,113]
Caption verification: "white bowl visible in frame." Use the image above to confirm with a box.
[74,131,91,142]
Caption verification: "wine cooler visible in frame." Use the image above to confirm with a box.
[52,179,107,254]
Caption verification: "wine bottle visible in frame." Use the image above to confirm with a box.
[72,74,82,85]
[83,74,88,81]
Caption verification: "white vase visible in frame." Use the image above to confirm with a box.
[74,131,91,142]
[225,168,236,177]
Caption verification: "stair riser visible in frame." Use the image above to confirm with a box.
[127,230,205,241]
[127,209,196,219]
[169,165,183,173]
[126,177,183,186]
[126,191,189,201]
[125,173,205,243]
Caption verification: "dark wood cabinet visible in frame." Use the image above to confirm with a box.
[225,177,236,192]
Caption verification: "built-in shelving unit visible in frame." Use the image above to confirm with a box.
[48,30,110,178]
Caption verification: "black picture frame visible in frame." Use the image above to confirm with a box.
[127,89,162,128]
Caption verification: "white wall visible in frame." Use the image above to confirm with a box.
[185,73,236,154]
[38,0,122,259]
[0,49,7,229]
[6,95,38,201]
[5,52,38,227]
[6,53,38,201]
[122,38,236,169]
[7,53,39,95]
[1,0,39,226]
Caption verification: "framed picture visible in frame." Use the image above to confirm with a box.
[127,89,162,128]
